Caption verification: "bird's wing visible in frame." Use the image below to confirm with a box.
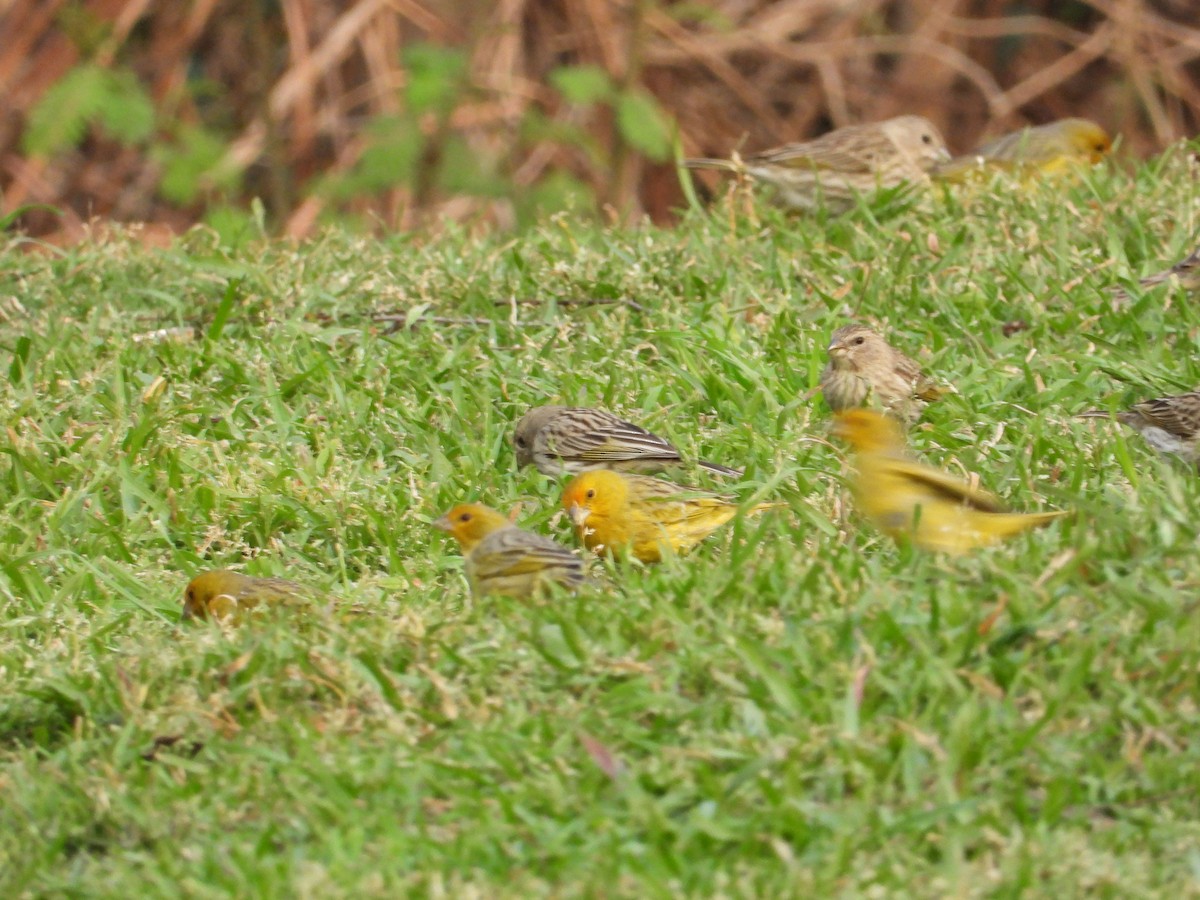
[749,135,877,173]
[474,529,583,580]
[1128,394,1200,438]
[552,418,681,464]
[883,457,1008,513]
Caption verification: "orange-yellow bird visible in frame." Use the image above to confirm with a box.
[434,502,584,598]
[561,469,781,563]
[832,409,1067,554]
[182,570,313,622]
[934,118,1111,183]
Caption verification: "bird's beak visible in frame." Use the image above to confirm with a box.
[936,146,952,163]
[827,341,846,357]
[567,503,589,528]
[432,515,453,533]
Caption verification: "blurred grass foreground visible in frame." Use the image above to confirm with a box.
[1,0,1199,242]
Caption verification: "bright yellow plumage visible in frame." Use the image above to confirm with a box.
[832,409,1067,554]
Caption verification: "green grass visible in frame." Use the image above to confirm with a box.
[4,150,1200,896]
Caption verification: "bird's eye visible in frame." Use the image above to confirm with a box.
[853,336,865,345]
[922,133,933,144]
[586,489,596,499]
[459,513,472,522]
[515,436,526,447]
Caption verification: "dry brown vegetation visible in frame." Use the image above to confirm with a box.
[2,0,1198,240]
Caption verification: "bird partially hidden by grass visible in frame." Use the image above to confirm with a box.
[684,115,950,213]
[182,570,315,622]
[561,469,783,564]
[513,405,740,477]
[434,502,584,599]
[934,118,1111,183]
[819,323,947,426]
[1079,390,1200,466]
[832,409,1068,555]
[1109,244,1200,304]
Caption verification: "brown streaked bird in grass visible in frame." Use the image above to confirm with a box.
[182,570,314,622]
[1079,390,1200,466]
[832,409,1068,555]
[434,502,584,599]
[561,469,783,564]
[1109,244,1200,303]
[513,405,741,478]
[935,118,1112,183]
[684,115,950,213]
[819,324,947,425]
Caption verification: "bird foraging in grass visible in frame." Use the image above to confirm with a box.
[1109,244,1200,303]
[434,502,584,599]
[513,405,740,478]
[1079,391,1200,466]
[684,115,950,213]
[934,118,1111,183]
[182,570,314,622]
[819,324,946,425]
[561,469,782,564]
[832,409,1068,555]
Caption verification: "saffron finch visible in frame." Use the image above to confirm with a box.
[513,405,740,477]
[935,118,1111,182]
[819,324,946,425]
[434,502,584,599]
[1110,244,1200,303]
[684,115,950,213]
[182,570,313,622]
[1079,390,1200,466]
[561,469,782,563]
[832,409,1067,555]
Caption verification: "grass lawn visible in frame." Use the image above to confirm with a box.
[3,151,1200,896]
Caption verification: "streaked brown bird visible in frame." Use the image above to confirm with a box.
[1079,390,1200,465]
[434,502,584,599]
[182,570,314,622]
[1109,244,1200,303]
[832,409,1068,555]
[513,405,740,478]
[935,118,1111,182]
[819,324,946,425]
[684,115,950,213]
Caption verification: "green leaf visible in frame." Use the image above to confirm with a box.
[96,69,154,143]
[152,125,230,204]
[403,44,467,116]
[23,65,108,156]
[550,65,614,105]
[207,278,241,342]
[616,89,673,161]
[23,64,154,156]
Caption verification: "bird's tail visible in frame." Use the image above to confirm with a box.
[683,158,740,173]
[748,500,787,516]
[987,509,1070,538]
[698,458,744,477]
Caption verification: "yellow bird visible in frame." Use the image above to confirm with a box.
[182,570,314,622]
[934,118,1111,183]
[434,502,584,599]
[832,409,1067,554]
[561,469,782,564]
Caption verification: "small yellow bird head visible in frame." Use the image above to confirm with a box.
[433,503,512,553]
[182,570,246,621]
[1061,118,1112,164]
[561,469,629,527]
[831,408,907,453]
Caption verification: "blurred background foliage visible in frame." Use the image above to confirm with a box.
[1,0,1198,242]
